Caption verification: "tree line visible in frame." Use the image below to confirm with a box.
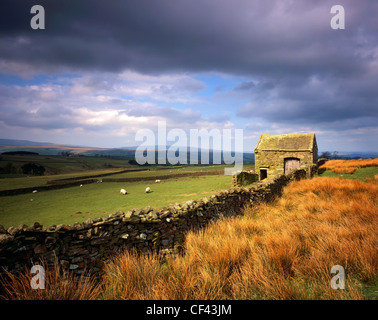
[0,162,45,175]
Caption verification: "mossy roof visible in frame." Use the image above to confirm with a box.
[254,133,316,152]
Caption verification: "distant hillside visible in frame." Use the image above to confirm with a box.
[1,139,376,162]
[0,139,253,163]
[319,151,378,160]
[0,139,57,146]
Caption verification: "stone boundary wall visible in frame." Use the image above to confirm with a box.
[0,169,223,197]
[301,163,318,178]
[0,179,99,197]
[45,168,145,184]
[232,170,259,187]
[0,168,311,277]
[101,170,224,183]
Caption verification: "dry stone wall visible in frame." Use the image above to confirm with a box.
[0,178,98,197]
[232,170,259,187]
[0,168,310,277]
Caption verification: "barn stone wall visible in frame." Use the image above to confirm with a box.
[255,151,315,179]
[0,167,313,278]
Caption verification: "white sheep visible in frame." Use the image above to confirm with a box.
[32,190,38,194]
[145,187,151,193]
[120,188,127,195]
[80,184,83,187]
[155,179,161,183]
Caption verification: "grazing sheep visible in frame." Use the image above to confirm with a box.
[145,187,151,193]
[155,179,161,183]
[32,190,38,194]
[120,189,127,195]
[80,184,83,187]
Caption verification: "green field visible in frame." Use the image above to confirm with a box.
[0,168,130,191]
[0,165,241,191]
[2,153,376,230]
[0,174,233,229]
[104,164,253,179]
[0,154,245,228]
[0,153,247,190]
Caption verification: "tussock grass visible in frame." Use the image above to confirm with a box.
[0,260,102,300]
[319,158,378,174]
[99,177,377,300]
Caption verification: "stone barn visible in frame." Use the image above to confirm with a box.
[254,133,318,180]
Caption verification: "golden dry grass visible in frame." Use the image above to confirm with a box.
[319,158,378,174]
[99,177,377,300]
[0,260,102,300]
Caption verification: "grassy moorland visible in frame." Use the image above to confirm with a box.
[1,175,376,300]
[0,154,241,191]
[319,158,378,174]
[319,158,378,182]
[320,166,378,181]
[0,158,242,228]
[97,176,377,300]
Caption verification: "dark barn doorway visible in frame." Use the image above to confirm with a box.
[260,169,268,180]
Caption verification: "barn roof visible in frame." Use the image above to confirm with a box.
[254,133,316,152]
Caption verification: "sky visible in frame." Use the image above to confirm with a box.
[0,0,377,152]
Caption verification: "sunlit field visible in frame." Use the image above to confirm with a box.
[0,175,232,228]
[98,177,377,300]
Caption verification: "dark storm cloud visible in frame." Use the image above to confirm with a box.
[236,73,378,125]
[234,81,256,91]
[1,0,377,130]
[1,0,376,77]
